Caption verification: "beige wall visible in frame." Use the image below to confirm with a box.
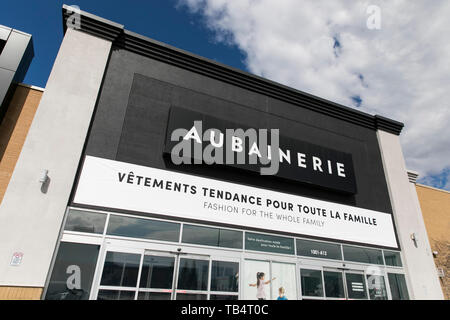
[0,286,42,300]
[416,184,450,300]
[0,84,43,203]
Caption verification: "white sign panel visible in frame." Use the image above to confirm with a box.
[74,156,398,248]
[10,252,23,266]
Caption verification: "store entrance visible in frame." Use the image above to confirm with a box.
[92,243,239,300]
[323,268,367,300]
[300,265,389,300]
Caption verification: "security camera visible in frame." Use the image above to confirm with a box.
[177,248,182,252]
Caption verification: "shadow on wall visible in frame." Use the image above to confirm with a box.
[0,84,30,160]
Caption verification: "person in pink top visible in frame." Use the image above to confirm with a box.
[249,272,276,300]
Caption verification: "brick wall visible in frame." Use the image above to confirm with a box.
[416,184,450,300]
[0,286,42,300]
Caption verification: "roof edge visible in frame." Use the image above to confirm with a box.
[61,4,404,135]
[18,83,45,92]
[416,183,450,194]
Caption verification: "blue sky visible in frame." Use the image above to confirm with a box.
[0,0,246,88]
[1,1,449,191]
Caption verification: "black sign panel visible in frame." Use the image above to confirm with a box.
[245,232,295,255]
[164,107,357,194]
[296,239,342,260]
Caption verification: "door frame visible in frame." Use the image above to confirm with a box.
[299,257,365,300]
[90,238,242,300]
[139,249,178,300]
[299,257,391,300]
[322,267,347,300]
[343,269,369,300]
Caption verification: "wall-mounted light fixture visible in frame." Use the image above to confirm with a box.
[39,169,49,184]
[39,169,50,194]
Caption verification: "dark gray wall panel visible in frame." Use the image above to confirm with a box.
[85,47,392,214]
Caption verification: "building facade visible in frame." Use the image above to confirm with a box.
[0,6,444,300]
[414,181,450,299]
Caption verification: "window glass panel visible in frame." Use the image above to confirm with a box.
[211,261,239,292]
[137,292,171,300]
[97,290,135,300]
[209,295,238,300]
[100,252,140,287]
[388,273,409,300]
[343,245,383,265]
[182,225,242,249]
[176,293,207,300]
[139,255,175,289]
[324,271,345,298]
[64,209,106,234]
[0,40,6,55]
[45,242,99,300]
[384,251,402,267]
[297,239,342,260]
[107,215,180,242]
[271,262,297,300]
[219,229,243,249]
[345,273,368,299]
[243,260,271,300]
[177,258,209,291]
[245,232,295,255]
[300,269,323,297]
[366,275,388,300]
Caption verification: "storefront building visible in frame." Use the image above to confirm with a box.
[0,6,444,300]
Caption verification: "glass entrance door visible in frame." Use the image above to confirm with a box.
[344,271,368,300]
[175,254,210,300]
[301,266,374,300]
[344,269,389,300]
[92,244,239,300]
[301,266,389,300]
[323,269,346,299]
[95,248,142,300]
[244,259,297,300]
[323,269,369,300]
[138,251,176,300]
[94,247,176,300]
[174,254,240,300]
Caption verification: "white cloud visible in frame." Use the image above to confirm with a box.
[179,0,450,189]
